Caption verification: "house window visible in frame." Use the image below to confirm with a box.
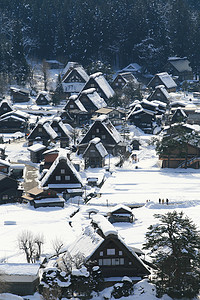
[99,259,103,265]
[118,78,122,82]
[96,128,99,133]
[119,251,123,256]
[102,135,106,139]
[107,249,115,255]
[129,261,132,265]
[61,169,65,174]
[115,82,119,86]
[54,127,58,131]
[57,132,61,137]
[91,83,95,87]
[100,251,103,256]
[2,195,8,200]
[120,258,124,265]
[38,128,42,132]
[90,149,95,153]
[112,258,120,265]
[102,258,111,265]
[3,107,7,111]
[92,135,95,138]
[56,176,61,181]
[157,93,161,96]
[70,104,74,108]
[65,175,70,181]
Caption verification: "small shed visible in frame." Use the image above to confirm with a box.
[0,263,40,296]
[28,143,47,163]
[108,205,134,223]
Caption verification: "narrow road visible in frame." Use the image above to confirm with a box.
[23,164,39,192]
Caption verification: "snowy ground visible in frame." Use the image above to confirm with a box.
[1,131,200,299]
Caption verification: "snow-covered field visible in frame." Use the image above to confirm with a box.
[1,133,200,299]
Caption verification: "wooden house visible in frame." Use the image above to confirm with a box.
[0,263,40,296]
[127,103,156,133]
[0,174,23,204]
[27,120,58,146]
[82,137,108,169]
[62,66,89,97]
[164,57,193,82]
[39,148,62,171]
[108,204,134,223]
[63,216,150,281]
[0,99,13,116]
[0,110,29,133]
[78,88,107,113]
[50,117,70,148]
[35,91,51,105]
[171,108,187,123]
[120,63,142,75]
[112,72,139,90]
[10,87,30,103]
[159,124,200,168]
[95,107,127,126]
[22,186,64,208]
[147,85,171,104]
[82,72,115,102]
[40,152,83,196]
[147,72,177,92]
[61,61,79,78]
[28,143,47,163]
[78,115,125,155]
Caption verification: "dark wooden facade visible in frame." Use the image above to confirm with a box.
[10,87,30,103]
[160,142,200,169]
[0,174,22,204]
[40,156,83,193]
[83,138,108,169]
[28,121,58,146]
[90,234,149,278]
[147,85,171,104]
[62,67,89,97]
[36,92,51,105]
[112,72,138,90]
[78,117,125,155]
[0,100,13,116]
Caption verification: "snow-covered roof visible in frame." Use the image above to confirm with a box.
[156,72,177,89]
[109,204,133,214]
[36,91,51,102]
[91,214,118,237]
[0,109,29,120]
[121,63,142,73]
[101,119,123,144]
[83,137,108,158]
[28,143,46,152]
[168,57,192,72]
[0,159,10,167]
[0,263,40,276]
[43,122,58,139]
[34,198,64,204]
[62,61,79,76]
[80,88,107,109]
[66,226,103,261]
[89,72,115,99]
[0,115,26,123]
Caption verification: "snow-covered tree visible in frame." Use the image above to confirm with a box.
[143,211,200,298]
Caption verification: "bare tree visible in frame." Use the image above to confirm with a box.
[18,230,44,263]
[34,233,44,260]
[42,59,49,91]
[18,230,36,263]
[52,238,64,256]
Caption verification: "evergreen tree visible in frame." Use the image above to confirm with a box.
[143,211,200,298]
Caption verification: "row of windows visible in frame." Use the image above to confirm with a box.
[56,175,70,181]
[99,258,124,266]
[100,249,123,256]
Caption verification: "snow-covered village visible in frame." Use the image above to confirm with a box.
[0,56,200,300]
[2,1,200,299]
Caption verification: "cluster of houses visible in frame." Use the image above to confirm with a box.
[1,56,200,296]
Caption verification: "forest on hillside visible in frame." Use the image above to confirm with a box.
[0,0,200,86]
